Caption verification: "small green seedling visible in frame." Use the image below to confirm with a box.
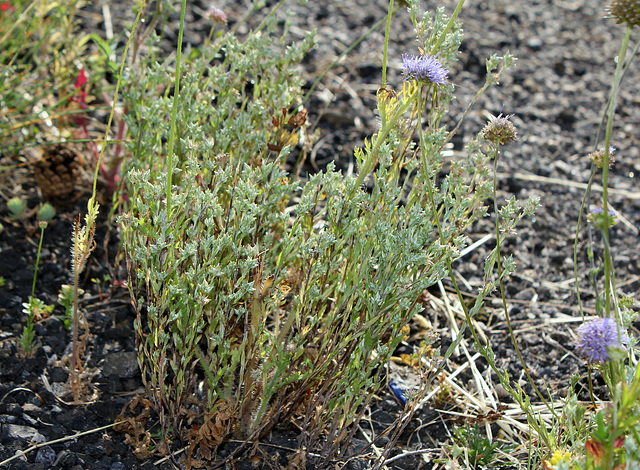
[7,197,27,220]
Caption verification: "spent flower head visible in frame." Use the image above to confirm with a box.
[401,53,448,85]
[608,0,640,28]
[481,113,518,145]
[588,145,616,168]
[206,5,227,24]
[575,317,629,364]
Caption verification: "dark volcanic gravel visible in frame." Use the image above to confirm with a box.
[1,0,639,469]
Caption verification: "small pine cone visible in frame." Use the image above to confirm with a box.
[608,0,640,28]
[34,144,79,201]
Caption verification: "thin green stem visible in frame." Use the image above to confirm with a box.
[165,0,187,213]
[381,0,395,86]
[91,0,147,198]
[430,0,465,54]
[574,38,640,322]
[491,151,555,415]
[254,0,287,33]
[600,26,631,324]
[31,224,46,298]
[415,86,557,433]
[303,12,392,105]
[573,168,596,322]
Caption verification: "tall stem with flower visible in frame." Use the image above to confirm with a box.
[545,2,640,469]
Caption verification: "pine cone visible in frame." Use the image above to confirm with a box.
[34,144,79,201]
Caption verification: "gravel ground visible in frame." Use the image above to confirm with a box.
[1,0,639,468]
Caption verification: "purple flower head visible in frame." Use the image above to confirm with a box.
[401,53,448,86]
[590,207,615,216]
[587,206,617,229]
[576,317,629,364]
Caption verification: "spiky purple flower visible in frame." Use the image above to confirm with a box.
[589,207,615,216]
[576,317,629,364]
[401,53,448,85]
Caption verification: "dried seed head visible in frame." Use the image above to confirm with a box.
[481,113,518,145]
[588,145,616,168]
[608,0,640,28]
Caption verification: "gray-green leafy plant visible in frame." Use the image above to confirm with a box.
[120,1,518,464]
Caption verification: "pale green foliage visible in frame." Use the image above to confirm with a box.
[121,18,315,181]
[120,1,519,464]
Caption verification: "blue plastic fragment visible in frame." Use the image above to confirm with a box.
[389,380,407,405]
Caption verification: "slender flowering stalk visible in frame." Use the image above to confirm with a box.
[575,317,629,364]
[401,53,448,85]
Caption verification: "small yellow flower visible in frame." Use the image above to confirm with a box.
[543,449,571,470]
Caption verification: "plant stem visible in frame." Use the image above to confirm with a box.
[31,223,46,298]
[430,0,465,54]
[71,217,81,394]
[165,0,187,213]
[601,25,631,323]
[303,12,391,105]
[382,0,395,86]
[491,149,556,415]
[91,0,147,199]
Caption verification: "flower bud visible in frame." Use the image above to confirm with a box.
[37,203,56,223]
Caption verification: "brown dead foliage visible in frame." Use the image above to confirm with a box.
[186,399,235,469]
[114,396,160,459]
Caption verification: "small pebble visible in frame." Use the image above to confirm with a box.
[35,446,56,466]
